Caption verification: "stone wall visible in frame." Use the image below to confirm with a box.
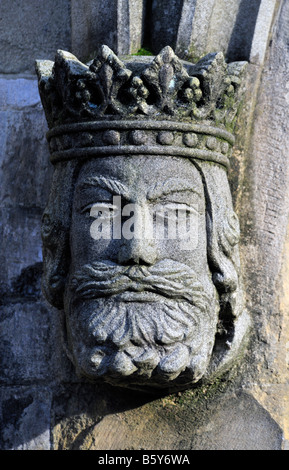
[0,0,288,450]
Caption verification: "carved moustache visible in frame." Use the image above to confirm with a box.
[69,259,209,308]
[65,259,217,383]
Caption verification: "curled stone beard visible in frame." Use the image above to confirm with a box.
[64,259,219,390]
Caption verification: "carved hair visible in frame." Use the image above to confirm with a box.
[192,160,244,351]
[41,160,80,309]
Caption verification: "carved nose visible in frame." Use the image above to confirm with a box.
[117,237,157,266]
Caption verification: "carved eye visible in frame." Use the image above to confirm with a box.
[80,203,95,215]
[82,202,118,220]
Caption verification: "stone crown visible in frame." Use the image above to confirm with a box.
[36,45,246,169]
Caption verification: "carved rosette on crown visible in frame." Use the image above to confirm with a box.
[36,45,247,170]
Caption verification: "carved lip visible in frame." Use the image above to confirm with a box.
[114,291,167,302]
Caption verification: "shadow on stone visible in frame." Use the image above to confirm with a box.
[191,391,283,450]
[1,262,43,305]
[227,0,261,62]
[50,384,284,450]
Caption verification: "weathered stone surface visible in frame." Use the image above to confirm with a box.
[227,0,289,445]
[0,83,52,208]
[0,0,71,74]
[125,0,146,54]
[0,109,51,208]
[70,0,117,61]
[50,381,211,450]
[227,0,262,62]
[279,228,289,446]
[156,0,246,61]
[0,386,51,450]
[172,0,277,65]
[0,78,41,109]
[0,301,66,384]
[0,0,274,74]
[0,78,53,290]
[50,382,283,450]
[236,0,289,384]
[0,207,42,291]
[71,0,145,62]
[0,0,148,74]
[190,391,283,450]
[150,0,188,52]
[249,0,278,65]
[187,0,241,60]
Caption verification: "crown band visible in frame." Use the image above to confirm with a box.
[47,120,235,144]
[49,145,230,167]
[47,120,234,168]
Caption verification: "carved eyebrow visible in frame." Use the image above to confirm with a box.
[147,178,202,200]
[77,176,130,199]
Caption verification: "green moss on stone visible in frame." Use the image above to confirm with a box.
[133,47,154,56]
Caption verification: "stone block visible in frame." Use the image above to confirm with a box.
[71,0,145,60]
[50,384,284,450]
[118,0,146,54]
[71,0,117,61]
[172,0,266,64]
[0,301,60,384]
[206,0,242,56]
[0,207,42,288]
[151,0,241,60]
[0,78,41,110]
[0,386,51,449]
[227,0,262,62]
[0,84,53,209]
[151,0,187,53]
[0,0,71,74]
[0,79,53,289]
[190,392,283,450]
[249,0,277,65]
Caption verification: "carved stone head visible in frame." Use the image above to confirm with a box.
[36,46,250,392]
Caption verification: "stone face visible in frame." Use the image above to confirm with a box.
[35,46,248,392]
[1,0,288,451]
[66,155,219,389]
